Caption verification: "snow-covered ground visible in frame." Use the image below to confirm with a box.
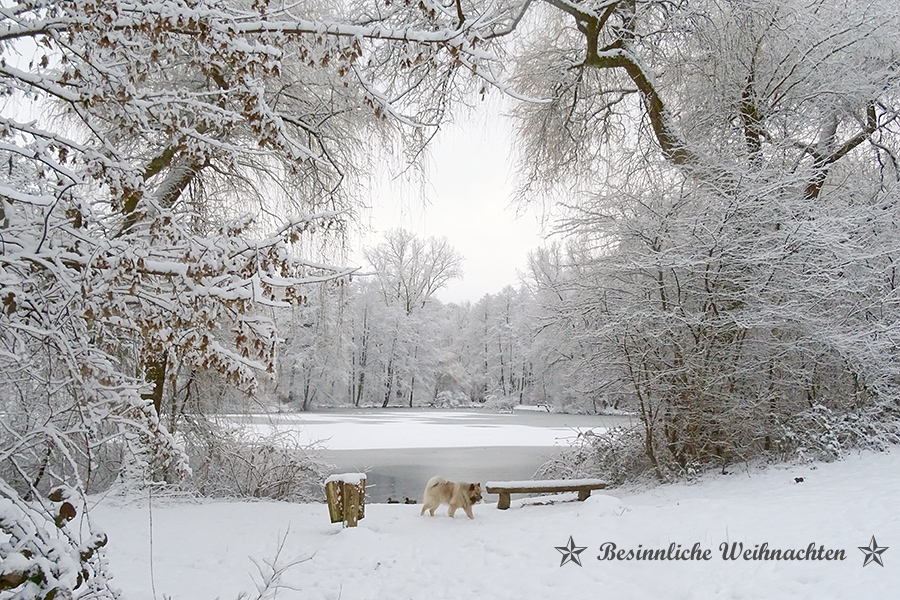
[93,450,898,600]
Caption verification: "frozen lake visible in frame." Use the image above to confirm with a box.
[234,408,635,503]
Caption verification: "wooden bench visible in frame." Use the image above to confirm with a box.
[485,479,607,510]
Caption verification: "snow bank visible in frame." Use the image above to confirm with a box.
[513,405,553,413]
[486,478,607,489]
[92,451,899,600]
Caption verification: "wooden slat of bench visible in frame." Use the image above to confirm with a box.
[485,481,607,510]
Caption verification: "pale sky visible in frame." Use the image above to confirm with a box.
[351,105,548,305]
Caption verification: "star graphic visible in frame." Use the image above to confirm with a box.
[555,536,587,567]
[858,536,888,567]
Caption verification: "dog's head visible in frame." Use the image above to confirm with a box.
[468,483,483,504]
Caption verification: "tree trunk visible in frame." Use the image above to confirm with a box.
[498,337,507,395]
[355,306,369,406]
[408,344,419,407]
[142,354,168,417]
[383,353,395,408]
[301,370,314,412]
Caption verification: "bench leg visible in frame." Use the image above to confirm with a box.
[497,492,510,510]
[577,489,591,502]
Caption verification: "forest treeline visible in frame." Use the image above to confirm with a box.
[263,222,584,411]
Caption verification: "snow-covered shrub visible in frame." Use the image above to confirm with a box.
[0,487,112,600]
[435,391,468,409]
[779,403,900,462]
[540,399,900,487]
[0,345,190,599]
[481,394,520,412]
[184,424,331,503]
[535,426,663,485]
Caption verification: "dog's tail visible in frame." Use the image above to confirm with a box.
[425,475,447,490]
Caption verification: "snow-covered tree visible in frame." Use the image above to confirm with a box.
[360,229,462,406]
[364,228,463,315]
[0,1,515,596]
[516,0,900,477]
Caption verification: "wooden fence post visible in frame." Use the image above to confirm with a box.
[324,473,366,527]
[324,479,343,524]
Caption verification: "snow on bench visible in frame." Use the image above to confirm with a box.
[485,478,608,510]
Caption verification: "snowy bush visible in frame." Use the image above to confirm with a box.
[535,426,663,486]
[1,352,189,599]
[541,400,900,487]
[0,487,113,600]
[435,391,469,409]
[481,395,520,412]
[779,403,900,463]
[184,424,331,503]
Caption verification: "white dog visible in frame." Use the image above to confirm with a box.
[420,476,483,519]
